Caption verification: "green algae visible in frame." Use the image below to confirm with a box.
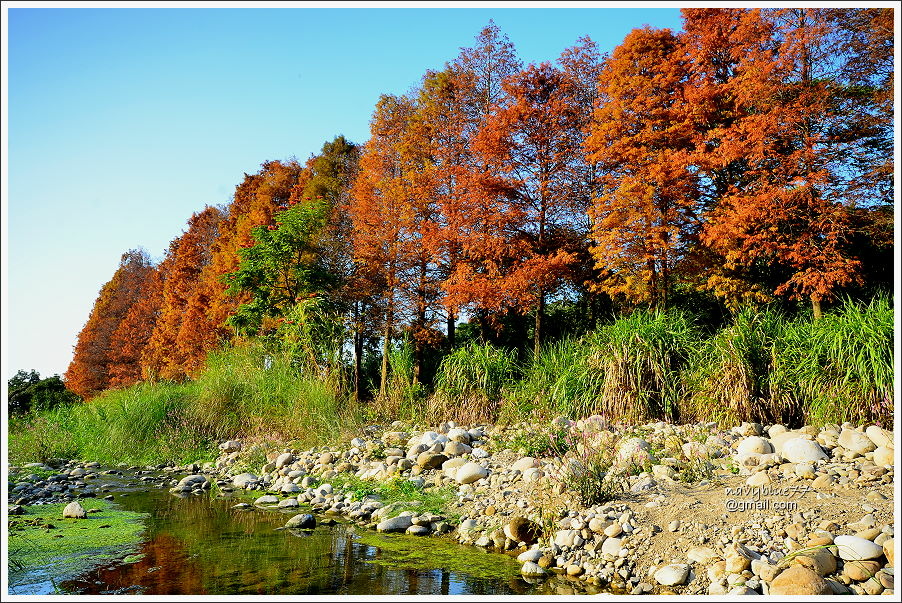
[352,530,522,581]
[7,499,148,593]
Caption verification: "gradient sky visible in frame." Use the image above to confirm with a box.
[3,5,686,381]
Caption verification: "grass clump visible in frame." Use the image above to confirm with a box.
[428,342,518,424]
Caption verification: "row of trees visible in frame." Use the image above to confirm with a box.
[65,9,893,400]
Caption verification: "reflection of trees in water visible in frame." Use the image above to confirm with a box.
[62,489,579,595]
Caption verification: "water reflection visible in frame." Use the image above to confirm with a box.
[55,481,599,595]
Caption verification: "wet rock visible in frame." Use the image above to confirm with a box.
[521,561,547,578]
[406,524,430,536]
[176,474,207,489]
[285,513,316,529]
[377,514,414,533]
[254,495,279,505]
[232,473,258,489]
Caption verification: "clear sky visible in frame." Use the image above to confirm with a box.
[3,5,685,382]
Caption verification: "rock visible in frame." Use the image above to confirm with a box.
[518,549,543,563]
[443,441,472,456]
[873,447,893,467]
[617,437,651,464]
[601,537,622,557]
[604,523,623,538]
[746,471,771,486]
[512,457,540,472]
[554,529,579,547]
[318,452,335,465]
[521,561,547,578]
[687,546,719,565]
[883,538,894,566]
[769,565,831,595]
[505,517,542,544]
[793,547,837,577]
[588,517,608,533]
[277,498,299,508]
[838,428,876,456]
[652,465,676,480]
[416,452,448,469]
[275,453,294,469]
[566,564,583,577]
[377,515,414,533]
[63,501,87,519]
[280,482,300,494]
[654,563,690,586]
[522,468,543,483]
[780,438,828,463]
[812,474,835,490]
[455,462,488,485]
[668,520,680,532]
[254,495,279,505]
[843,559,882,581]
[406,525,430,536]
[865,425,893,449]
[737,436,773,455]
[795,463,817,479]
[219,440,242,452]
[176,474,207,488]
[285,513,316,529]
[232,473,258,489]
[446,428,471,444]
[833,535,884,561]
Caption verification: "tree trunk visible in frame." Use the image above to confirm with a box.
[353,303,363,402]
[534,290,545,356]
[380,307,392,398]
[811,295,823,320]
[447,308,456,349]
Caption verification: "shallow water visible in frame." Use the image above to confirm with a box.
[17,474,601,595]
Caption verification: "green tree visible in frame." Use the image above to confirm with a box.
[8,371,80,414]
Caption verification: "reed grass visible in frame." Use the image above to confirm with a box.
[428,342,518,424]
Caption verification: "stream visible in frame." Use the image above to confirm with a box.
[11,470,602,595]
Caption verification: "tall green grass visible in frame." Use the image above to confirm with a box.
[8,342,362,466]
[428,342,518,424]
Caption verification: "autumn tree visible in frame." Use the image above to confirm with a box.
[142,207,224,380]
[107,263,165,388]
[462,61,589,354]
[697,9,866,317]
[586,26,699,310]
[64,249,156,397]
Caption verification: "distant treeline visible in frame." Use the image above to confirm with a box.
[65,9,893,402]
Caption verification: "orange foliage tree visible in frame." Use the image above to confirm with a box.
[586,26,699,310]
[65,249,156,398]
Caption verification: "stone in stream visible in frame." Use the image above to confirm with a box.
[285,514,316,529]
[521,561,547,578]
[63,501,87,519]
[176,474,208,489]
[833,535,884,561]
[277,498,299,508]
[254,495,279,505]
[377,515,413,533]
[232,473,258,489]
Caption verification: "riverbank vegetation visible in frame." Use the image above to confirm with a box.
[8,9,893,466]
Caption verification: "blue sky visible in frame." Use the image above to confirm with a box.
[4,6,685,381]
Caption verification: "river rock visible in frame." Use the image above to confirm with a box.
[505,516,542,544]
[687,546,719,565]
[843,559,882,581]
[617,437,651,464]
[521,561,547,578]
[63,501,87,519]
[883,538,894,566]
[254,495,279,505]
[219,440,242,453]
[654,563,690,586]
[406,524,430,536]
[285,513,316,529]
[746,471,771,486]
[277,498,299,508]
[416,452,448,469]
[232,473,258,488]
[275,453,294,469]
[601,537,622,556]
[737,436,773,456]
[873,447,893,468]
[769,565,831,595]
[443,441,472,456]
[455,462,488,484]
[793,547,837,576]
[446,428,471,444]
[281,482,301,494]
[834,535,884,561]
[838,428,876,456]
[518,548,543,563]
[377,515,413,533]
[176,474,207,488]
[512,457,540,472]
[780,438,828,463]
[865,426,893,449]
